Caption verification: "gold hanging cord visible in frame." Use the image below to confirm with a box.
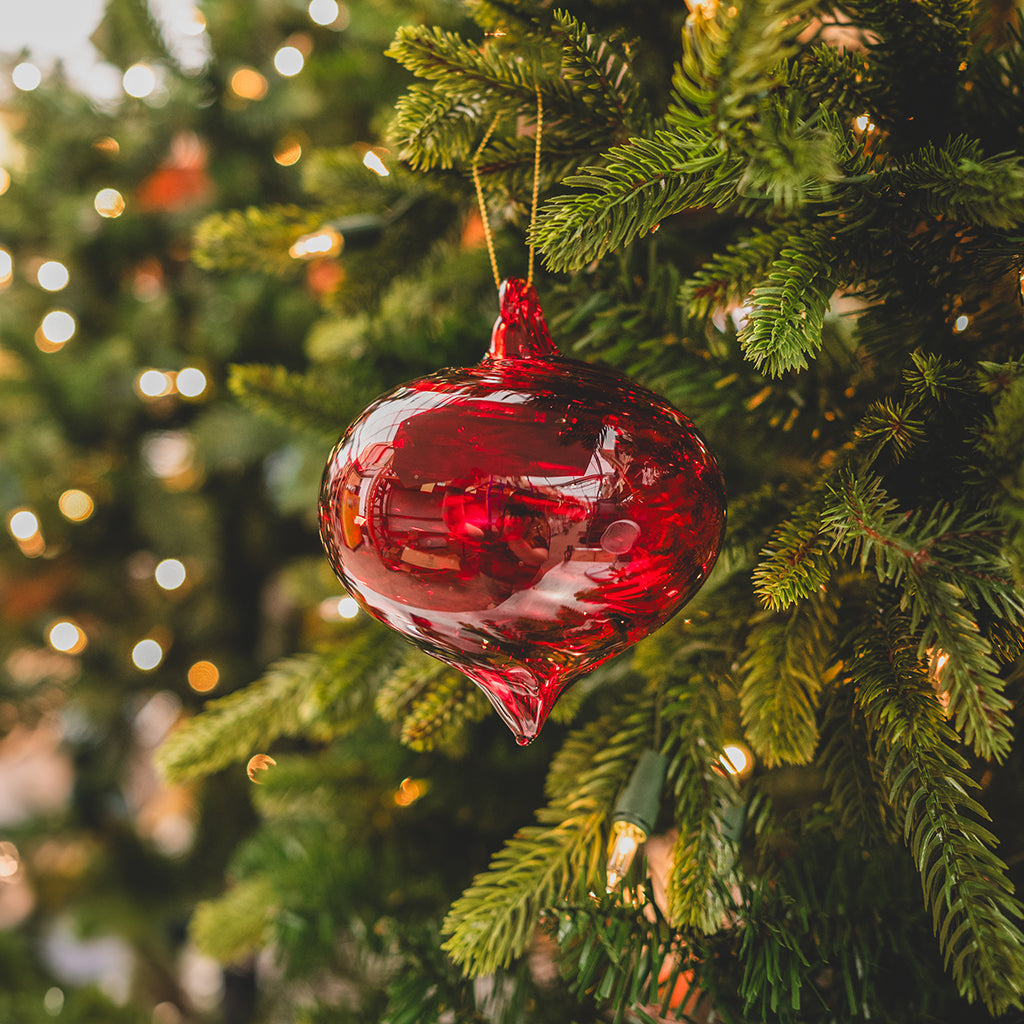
[471,83,544,294]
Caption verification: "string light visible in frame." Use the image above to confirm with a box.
[155,558,187,590]
[718,740,755,783]
[12,62,42,91]
[37,261,70,291]
[309,0,340,25]
[58,489,95,522]
[137,369,174,398]
[273,45,305,77]
[132,638,165,671]
[273,137,303,166]
[176,367,207,398]
[48,621,87,655]
[953,314,970,333]
[362,149,390,176]
[94,188,126,218]
[7,508,44,556]
[606,750,667,892]
[229,67,268,101]
[247,754,276,782]
[123,63,157,98]
[394,777,427,806]
[8,509,40,541]
[319,595,360,620]
[38,311,77,350]
[289,227,342,260]
[188,661,220,692]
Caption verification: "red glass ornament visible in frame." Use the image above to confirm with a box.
[319,280,726,744]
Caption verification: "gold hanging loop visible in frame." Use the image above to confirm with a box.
[471,83,544,293]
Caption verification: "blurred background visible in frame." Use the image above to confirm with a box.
[0,2,498,1021]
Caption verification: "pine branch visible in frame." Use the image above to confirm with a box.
[156,624,405,783]
[389,85,484,171]
[739,591,839,766]
[441,695,654,976]
[374,651,491,753]
[533,131,740,272]
[548,897,686,1021]
[190,876,277,964]
[977,365,1024,586]
[662,674,743,932]
[815,675,895,845]
[853,612,1024,1015]
[679,224,795,319]
[896,135,1024,231]
[737,224,841,376]
[192,205,323,274]
[823,472,1019,761]
[552,10,647,136]
[227,364,364,442]
[753,496,833,610]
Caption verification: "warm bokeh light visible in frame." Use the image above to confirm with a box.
[155,558,187,590]
[12,62,42,91]
[94,187,126,218]
[362,150,390,177]
[229,67,268,100]
[188,661,220,692]
[247,754,276,782]
[137,369,173,398]
[854,113,877,133]
[719,740,754,781]
[142,431,196,484]
[394,777,427,807]
[273,45,305,77]
[289,227,341,260]
[40,310,76,346]
[37,260,70,291]
[954,314,970,333]
[59,489,95,522]
[309,0,340,25]
[318,595,360,620]
[132,638,165,671]
[274,138,302,166]
[123,63,157,98]
[94,136,120,155]
[48,620,87,655]
[181,7,207,35]
[0,247,12,287]
[176,367,208,398]
[0,168,10,195]
[8,509,41,541]
[0,841,20,878]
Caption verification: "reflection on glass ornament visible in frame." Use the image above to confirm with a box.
[319,280,726,744]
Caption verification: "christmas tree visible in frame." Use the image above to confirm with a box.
[5,0,1024,1021]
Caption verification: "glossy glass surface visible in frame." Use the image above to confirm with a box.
[319,280,726,743]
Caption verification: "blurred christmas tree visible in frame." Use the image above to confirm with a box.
[4,0,1024,1021]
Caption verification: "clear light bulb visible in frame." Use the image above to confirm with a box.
[605,820,647,893]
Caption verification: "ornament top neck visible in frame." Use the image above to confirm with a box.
[487,278,560,361]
